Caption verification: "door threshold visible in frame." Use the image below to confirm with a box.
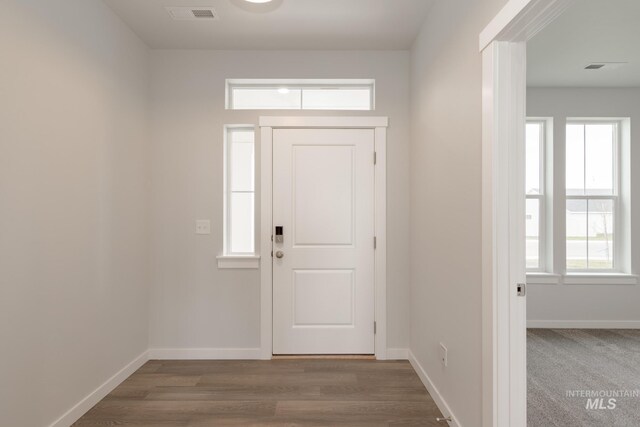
[272,354,376,360]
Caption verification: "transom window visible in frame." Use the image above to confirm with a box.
[226,79,375,111]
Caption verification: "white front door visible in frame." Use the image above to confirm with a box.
[272,128,375,355]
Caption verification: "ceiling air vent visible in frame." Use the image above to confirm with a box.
[166,7,219,21]
[584,62,627,70]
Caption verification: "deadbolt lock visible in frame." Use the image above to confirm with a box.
[275,226,284,243]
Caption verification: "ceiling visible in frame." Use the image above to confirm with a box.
[103,0,434,50]
[527,0,640,87]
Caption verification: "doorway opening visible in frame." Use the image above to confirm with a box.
[525,1,640,425]
[481,0,639,425]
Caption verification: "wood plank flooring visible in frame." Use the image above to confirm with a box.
[73,359,444,426]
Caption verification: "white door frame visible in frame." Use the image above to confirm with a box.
[480,1,574,426]
[259,116,389,360]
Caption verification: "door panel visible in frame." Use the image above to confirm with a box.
[272,128,375,355]
[293,269,354,326]
[292,145,354,246]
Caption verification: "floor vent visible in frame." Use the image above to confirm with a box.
[166,7,219,21]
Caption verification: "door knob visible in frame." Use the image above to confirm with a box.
[275,251,285,259]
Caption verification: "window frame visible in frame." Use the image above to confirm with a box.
[525,118,550,272]
[225,79,375,111]
[223,125,257,257]
[564,119,621,273]
[526,117,635,285]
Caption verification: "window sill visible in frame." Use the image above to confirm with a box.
[526,272,638,286]
[563,273,638,285]
[217,255,260,269]
[526,273,562,285]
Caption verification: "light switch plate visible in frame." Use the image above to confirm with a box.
[196,220,211,235]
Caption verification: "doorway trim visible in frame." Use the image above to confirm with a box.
[480,1,574,426]
[259,116,389,360]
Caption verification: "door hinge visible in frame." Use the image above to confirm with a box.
[374,151,377,165]
[374,236,377,249]
[271,250,273,258]
[516,283,526,297]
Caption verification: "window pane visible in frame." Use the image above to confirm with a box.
[566,199,588,270]
[302,88,372,110]
[566,124,585,196]
[587,199,614,269]
[230,193,254,253]
[230,141,254,192]
[226,126,255,255]
[232,88,301,109]
[526,198,540,269]
[585,124,614,195]
[526,123,542,195]
[231,129,254,143]
[227,80,375,111]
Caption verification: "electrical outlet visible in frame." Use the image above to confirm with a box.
[439,343,448,367]
[195,220,211,235]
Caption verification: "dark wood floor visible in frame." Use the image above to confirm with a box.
[73,359,444,426]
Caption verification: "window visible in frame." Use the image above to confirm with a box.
[526,121,546,270]
[525,117,632,282]
[224,126,255,255]
[565,122,618,271]
[226,79,374,110]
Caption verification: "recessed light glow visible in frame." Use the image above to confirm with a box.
[278,87,290,94]
[245,0,273,3]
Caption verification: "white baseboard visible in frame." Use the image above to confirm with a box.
[148,347,262,360]
[408,350,460,427]
[386,348,409,360]
[527,320,640,329]
[49,350,149,427]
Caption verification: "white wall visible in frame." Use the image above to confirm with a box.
[409,0,507,425]
[0,1,150,426]
[527,88,640,324]
[149,50,411,351]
